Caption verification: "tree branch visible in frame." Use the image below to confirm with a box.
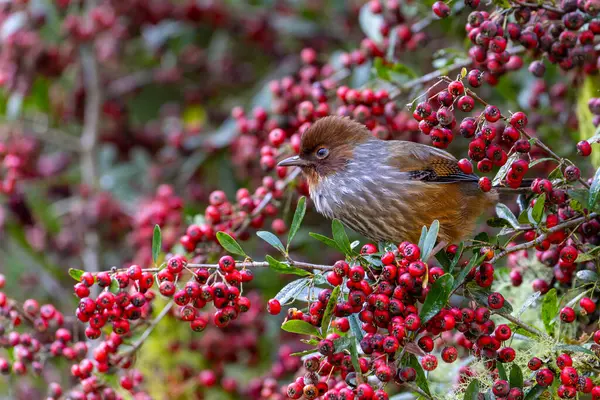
[490,212,598,263]
[494,311,548,338]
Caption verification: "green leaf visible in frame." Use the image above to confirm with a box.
[421,220,439,261]
[257,231,286,254]
[216,231,247,257]
[281,320,322,337]
[321,285,341,335]
[266,255,312,277]
[290,349,318,357]
[309,232,343,253]
[435,250,452,272]
[509,364,524,389]
[109,278,120,293]
[463,380,480,400]
[332,219,352,255]
[287,196,306,250]
[516,291,541,318]
[528,157,557,168]
[451,242,464,270]
[358,2,384,44]
[418,226,428,252]
[408,355,431,396]
[332,336,353,352]
[497,361,508,381]
[486,217,512,228]
[152,224,161,264]
[496,203,521,229]
[555,344,595,356]
[68,268,85,281]
[541,288,558,335]
[493,152,519,186]
[420,273,454,324]
[348,338,362,377]
[349,313,365,343]
[588,167,600,210]
[452,254,484,292]
[531,193,546,225]
[568,189,590,210]
[275,278,310,304]
[576,269,599,281]
[524,385,548,400]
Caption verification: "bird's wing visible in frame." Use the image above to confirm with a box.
[387,141,479,183]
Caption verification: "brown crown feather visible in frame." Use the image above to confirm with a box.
[299,116,373,184]
[300,116,372,154]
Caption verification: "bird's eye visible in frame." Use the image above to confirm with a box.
[316,147,329,159]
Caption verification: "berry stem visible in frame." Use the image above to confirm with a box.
[494,311,548,339]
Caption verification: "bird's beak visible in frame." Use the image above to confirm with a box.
[278,155,308,167]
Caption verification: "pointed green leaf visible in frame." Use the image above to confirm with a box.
[452,254,484,292]
[290,349,318,357]
[266,255,312,277]
[349,313,365,343]
[321,285,341,335]
[531,193,546,224]
[463,380,480,400]
[420,273,454,324]
[576,269,599,281]
[421,220,439,261]
[524,385,548,400]
[497,361,507,381]
[408,354,431,396]
[257,231,286,254]
[281,320,322,337]
[152,224,162,264]
[541,288,558,335]
[496,203,520,229]
[451,242,464,269]
[509,365,524,389]
[68,268,85,281]
[275,278,310,304]
[435,250,452,272]
[309,232,343,253]
[109,278,120,293]
[418,225,428,252]
[287,196,306,250]
[588,167,600,210]
[555,344,594,356]
[332,219,352,255]
[493,152,519,186]
[216,231,247,257]
[348,337,362,378]
[528,157,557,168]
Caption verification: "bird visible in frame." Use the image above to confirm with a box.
[277,115,498,246]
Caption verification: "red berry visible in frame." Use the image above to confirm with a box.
[441,346,458,363]
[432,1,451,18]
[479,176,492,192]
[267,299,281,315]
[580,297,596,314]
[509,111,528,128]
[421,354,438,371]
[536,368,554,387]
[560,306,576,323]
[528,357,543,371]
[577,140,592,156]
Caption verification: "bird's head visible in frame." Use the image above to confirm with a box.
[277,116,373,184]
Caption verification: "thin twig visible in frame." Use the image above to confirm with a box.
[494,311,548,338]
[403,383,433,400]
[490,213,598,263]
[122,300,174,357]
[188,260,333,272]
